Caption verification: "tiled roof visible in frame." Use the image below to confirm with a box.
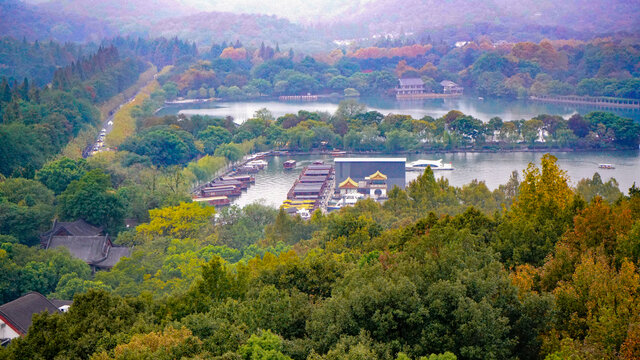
[0,292,59,334]
[47,235,110,264]
[398,78,424,86]
[440,80,459,87]
[368,171,388,180]
[41,219,103,238]
[339,177,359,188]
[93,246,131,269]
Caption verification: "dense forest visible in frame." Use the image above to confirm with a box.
[146,35,640,101]
[0,36,199,178]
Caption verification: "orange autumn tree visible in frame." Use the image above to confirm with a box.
[511,40,569,71]
[220,47,248,61]
[351,44,431,60]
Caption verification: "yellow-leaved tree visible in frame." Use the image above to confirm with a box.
[137,201,215,241]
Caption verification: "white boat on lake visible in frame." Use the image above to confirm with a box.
[406,159,454,171]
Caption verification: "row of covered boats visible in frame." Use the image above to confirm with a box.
[192,152,273,206]
[282,161,334,219]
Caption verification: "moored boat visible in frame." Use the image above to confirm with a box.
[406,159,454,171]
[192,196,230,206]
[599,163,615,169]
[246,159,268,169]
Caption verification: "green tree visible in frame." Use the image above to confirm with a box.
[198,125,232,155]
[239,330,292,360]
[335,99,366,121]
[36,157,88,194]
[215,143,244,162]
[57,169,125,232]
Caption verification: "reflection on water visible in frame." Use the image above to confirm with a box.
[157,96,640,124]
[232,151,640,209]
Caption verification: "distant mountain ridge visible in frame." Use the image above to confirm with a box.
[3,0,639,49]
[0,0,113,42]
[328,0,640,37]
[6,0,327,50]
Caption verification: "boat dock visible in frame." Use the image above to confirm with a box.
[191,152,270,206]
[282,162,335,217]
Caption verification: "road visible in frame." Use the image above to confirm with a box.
[82,73,158,158]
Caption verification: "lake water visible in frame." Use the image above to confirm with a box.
[157,96,640,123]
[232,151,640,209]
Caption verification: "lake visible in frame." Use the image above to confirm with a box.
[157,96,640,123]
[231,151,640,209]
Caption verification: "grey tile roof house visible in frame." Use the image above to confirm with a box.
[0,292,62,343]
[40,219,131,271]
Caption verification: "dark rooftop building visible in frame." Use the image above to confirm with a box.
[334,158,406,191]
[0,292,62,342]
[40,219,103,246]
[41,220,131,271]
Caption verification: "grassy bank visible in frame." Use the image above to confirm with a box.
[105,66,172,148]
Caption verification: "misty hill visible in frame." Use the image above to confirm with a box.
[329,0,640,38]
[35,0,199,35]
[0,0,113,42]
[150,12,327,50]
[26,0,329,50]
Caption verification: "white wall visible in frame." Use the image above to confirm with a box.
[0,320,20,340]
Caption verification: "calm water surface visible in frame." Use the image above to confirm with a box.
[158,96,640,123]
[232,151,640,208]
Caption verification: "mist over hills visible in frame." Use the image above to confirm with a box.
[149,12,325,50]
[5,0,640,49]
[327,0,640,38]
[0,0,113,42]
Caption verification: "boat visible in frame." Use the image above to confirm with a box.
[246,159,268,169]
[221,175,255,184]
[192,196,230,206]
[236,165,260,174]
[296,208,311,220]
[599,163,615,169]
[283,160,296,169]
[406,159,454,171]
[328,193,365,211]
[330,149,347,157]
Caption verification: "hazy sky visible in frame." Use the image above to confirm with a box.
[25,0,375,22]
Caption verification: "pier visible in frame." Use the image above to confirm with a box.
[530,95,640,109]
[282,162,335,218]
[191,152,271,206]
[396,93,462,100]
[278,95,319,101]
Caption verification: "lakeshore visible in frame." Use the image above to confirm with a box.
[157,96,640,123]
